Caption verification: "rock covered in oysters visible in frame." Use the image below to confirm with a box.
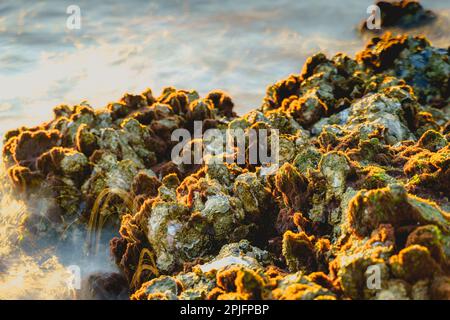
[2,33,450,300]
[2,88,236,245]
[132,240,337,300]
[357,33,449,107]
[122,34,450,299]
[116,161,276,274]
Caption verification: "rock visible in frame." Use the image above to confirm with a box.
[390,245,440,282]
[348,184,450,237]
[361,0,436,32]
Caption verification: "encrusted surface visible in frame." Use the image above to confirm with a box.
[2,33,450,300]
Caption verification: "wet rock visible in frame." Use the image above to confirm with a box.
[389,245,440,282]
[37,147,90,185]
[330,239,392,299]
[79,272,129,300]
[275,163,309,212]
[361,1,436,32]
[319,152,351,197]
[206,90,235,118]
[406,225,448,265]
[430,276,450,299]
[12,130,61,170]
[7,165,44,193]
[357,33,450,106]
[417,129,448,152]
[282,231,318,273]
[132,276,183,300]
[348,184,450,237]
[75,124,98,156]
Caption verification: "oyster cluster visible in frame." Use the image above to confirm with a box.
[2,87,235,246]
[361,0,436,32]
[2,33,450,300]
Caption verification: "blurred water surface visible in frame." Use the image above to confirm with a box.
[0,0,449,138]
